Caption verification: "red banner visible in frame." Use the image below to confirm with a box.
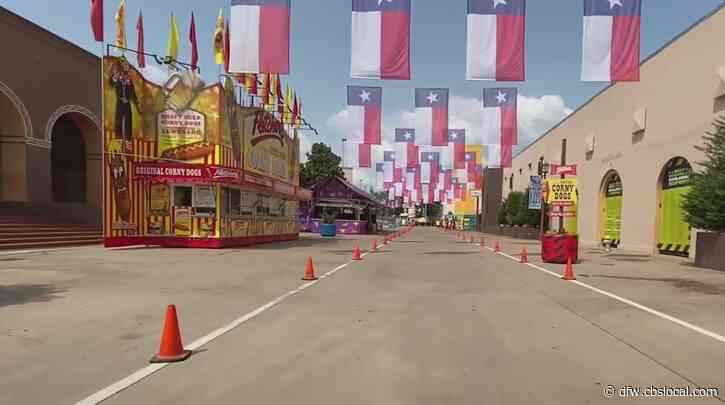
[132,162,311,200]
[549,164,577,176]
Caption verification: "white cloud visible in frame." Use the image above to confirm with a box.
[323,93,573,191]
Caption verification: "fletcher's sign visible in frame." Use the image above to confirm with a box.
[251,110,286,147]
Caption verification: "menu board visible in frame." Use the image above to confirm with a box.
[149,183,171,216]
[194,185,216,208]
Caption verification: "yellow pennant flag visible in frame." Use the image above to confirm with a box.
[297,96,303,127]
[168,13,180,60]
[268,74,278,111]
[115,0,127,49]
[284,86,293,124]
[213,9,225,65]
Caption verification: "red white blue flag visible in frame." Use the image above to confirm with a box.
[347,86,382,145]
[482,88,516,167]
[229,0,290,74]
[394,129,418,169]
[376,163,385,190]
[415,88,449,146]
[343,142,372,168]
[582,0,641,82]
[383,150,396,184]
[466,0,525,81]
[420,150,440,185]
[448,130,467,170]
[351,0,411,80]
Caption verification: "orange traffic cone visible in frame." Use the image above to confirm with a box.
[562,257,576,280]
[519,247,528,263]
[479,238,486,247]
[494,241,501,253]
[150,305,192,363]
[302,256,318,281]
[371,239,377,252]
[352,244,362,261]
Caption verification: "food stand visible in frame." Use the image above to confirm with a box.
[102,56,311,248]
[541,164,579,263]
[299,177,384,235]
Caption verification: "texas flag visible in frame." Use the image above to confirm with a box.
[394,129,418,168]
[444,169,453,191]
[405,166,420,192]
[395,181,404,197]
[229,0,290,74]
[343,142,372,168]
[415,89,449,146]
[383,150,396,185]
[347,86,382,145]
[448,129,467,170]
[466,0,525,81]
[582,0,641,82]
[482,88,516,167]
[351,0,411,80]
[375,163,385,190]
[420,151,440,185]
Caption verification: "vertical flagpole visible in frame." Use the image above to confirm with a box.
[100,39,105,236]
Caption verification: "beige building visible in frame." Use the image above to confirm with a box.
[503,4,725,256]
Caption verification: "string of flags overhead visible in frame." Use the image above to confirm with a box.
[93,0,306,130]
[90,0,644,205]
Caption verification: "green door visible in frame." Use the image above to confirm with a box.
[602,177,623,247]
[658,159,692,256]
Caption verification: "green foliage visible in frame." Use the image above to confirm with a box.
[299,143,345,188]
[682,117,725,231]
[497,189,541,227]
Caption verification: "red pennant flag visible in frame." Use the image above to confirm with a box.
[136,11,145,68]
[90,0,104,42]
[261,73,271,106]
[223,19,230,73]
[189,12,198,70]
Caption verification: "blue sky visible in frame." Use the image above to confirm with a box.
[3,0,724,184]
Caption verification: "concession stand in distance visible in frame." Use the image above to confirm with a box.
[102,55,311,248]
[299,177,384,235]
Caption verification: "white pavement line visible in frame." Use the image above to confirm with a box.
[74,248,376,405]
[489,248,725,345]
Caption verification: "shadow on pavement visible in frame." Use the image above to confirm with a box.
[0,284,66,308]
[590,275,725,295]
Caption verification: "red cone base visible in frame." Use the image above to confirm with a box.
[562,257,576,280]
[352,245,362,261]
[302,256,318,281]
[520,247,528,264]
[150,305,192,363]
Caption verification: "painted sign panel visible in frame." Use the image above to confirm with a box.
[242,109,297,184]
[174,207,192,236]
[528,175,542,210]
[546,178,578,205]
[149,183,170,216]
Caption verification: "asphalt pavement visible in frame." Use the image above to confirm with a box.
[1,228,724,404]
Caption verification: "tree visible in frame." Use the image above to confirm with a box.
[682,117,725,231]
[299,143,345,188]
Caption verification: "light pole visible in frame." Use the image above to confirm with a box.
[538,157,550,239]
